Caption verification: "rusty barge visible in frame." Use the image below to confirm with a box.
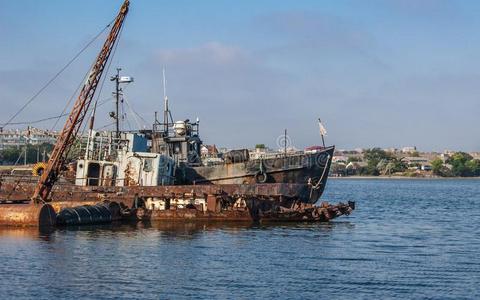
[0,0,354,227]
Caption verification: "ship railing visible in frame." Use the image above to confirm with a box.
[79,175,176,187]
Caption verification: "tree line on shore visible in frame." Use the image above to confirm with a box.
[0,143,54,165]
[431,153,480,177]
[0,142,85,166]
[337,148,480,177]
[353,148,408,176]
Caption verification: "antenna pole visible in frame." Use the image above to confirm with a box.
[163,66,167,102]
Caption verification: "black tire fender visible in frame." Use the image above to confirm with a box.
[254,171,268,183]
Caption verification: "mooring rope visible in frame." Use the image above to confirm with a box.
[309,154,331,199]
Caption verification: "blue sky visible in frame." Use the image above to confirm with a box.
[1,0,479,151]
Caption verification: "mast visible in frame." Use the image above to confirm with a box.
[163,66,169,134]
[32,0,130,202]
[110,68,133,138]
[161,66,175,135]
[113,68,121,138]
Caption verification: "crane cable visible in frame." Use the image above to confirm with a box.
[4,96,114,126]
[79,16,125,140]
[1,18,115,128]
[123,95,148,129]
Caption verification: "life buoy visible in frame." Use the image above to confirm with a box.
[32,162,47,177]
[254,171,268,183]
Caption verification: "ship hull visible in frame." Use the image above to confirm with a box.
[0,181,353,225]
[179,146,335,203]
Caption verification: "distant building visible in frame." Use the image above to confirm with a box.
[345,161,368,175]
[200,144,219,158]
[403,156,429,165]
[332,155,348,163]
[419,152,441,161]
[354,148,364,153]
[330,162,347,176]
[469,152,480,160]
[305,145,325,154]
[384,147,398,153]
[217,147,229,154]
[249,145,274,160]
[0,127,57,151]
[443,150,456,156]
[421,164,432,171]
[401,146,417,153]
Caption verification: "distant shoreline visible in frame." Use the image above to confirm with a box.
[329,176,480,180]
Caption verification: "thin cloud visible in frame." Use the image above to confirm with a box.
[252,11,389,70]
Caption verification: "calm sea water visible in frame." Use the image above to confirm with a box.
[0,179,479,299]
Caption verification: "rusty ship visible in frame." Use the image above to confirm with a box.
[149,108,335,204]
[0,0,353,227]
[141,63,336,202]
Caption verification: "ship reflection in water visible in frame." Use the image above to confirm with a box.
[0,220,352,243]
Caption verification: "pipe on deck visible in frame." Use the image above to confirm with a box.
[0,203,57,227]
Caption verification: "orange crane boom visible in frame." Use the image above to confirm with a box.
[32,0,130,202]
